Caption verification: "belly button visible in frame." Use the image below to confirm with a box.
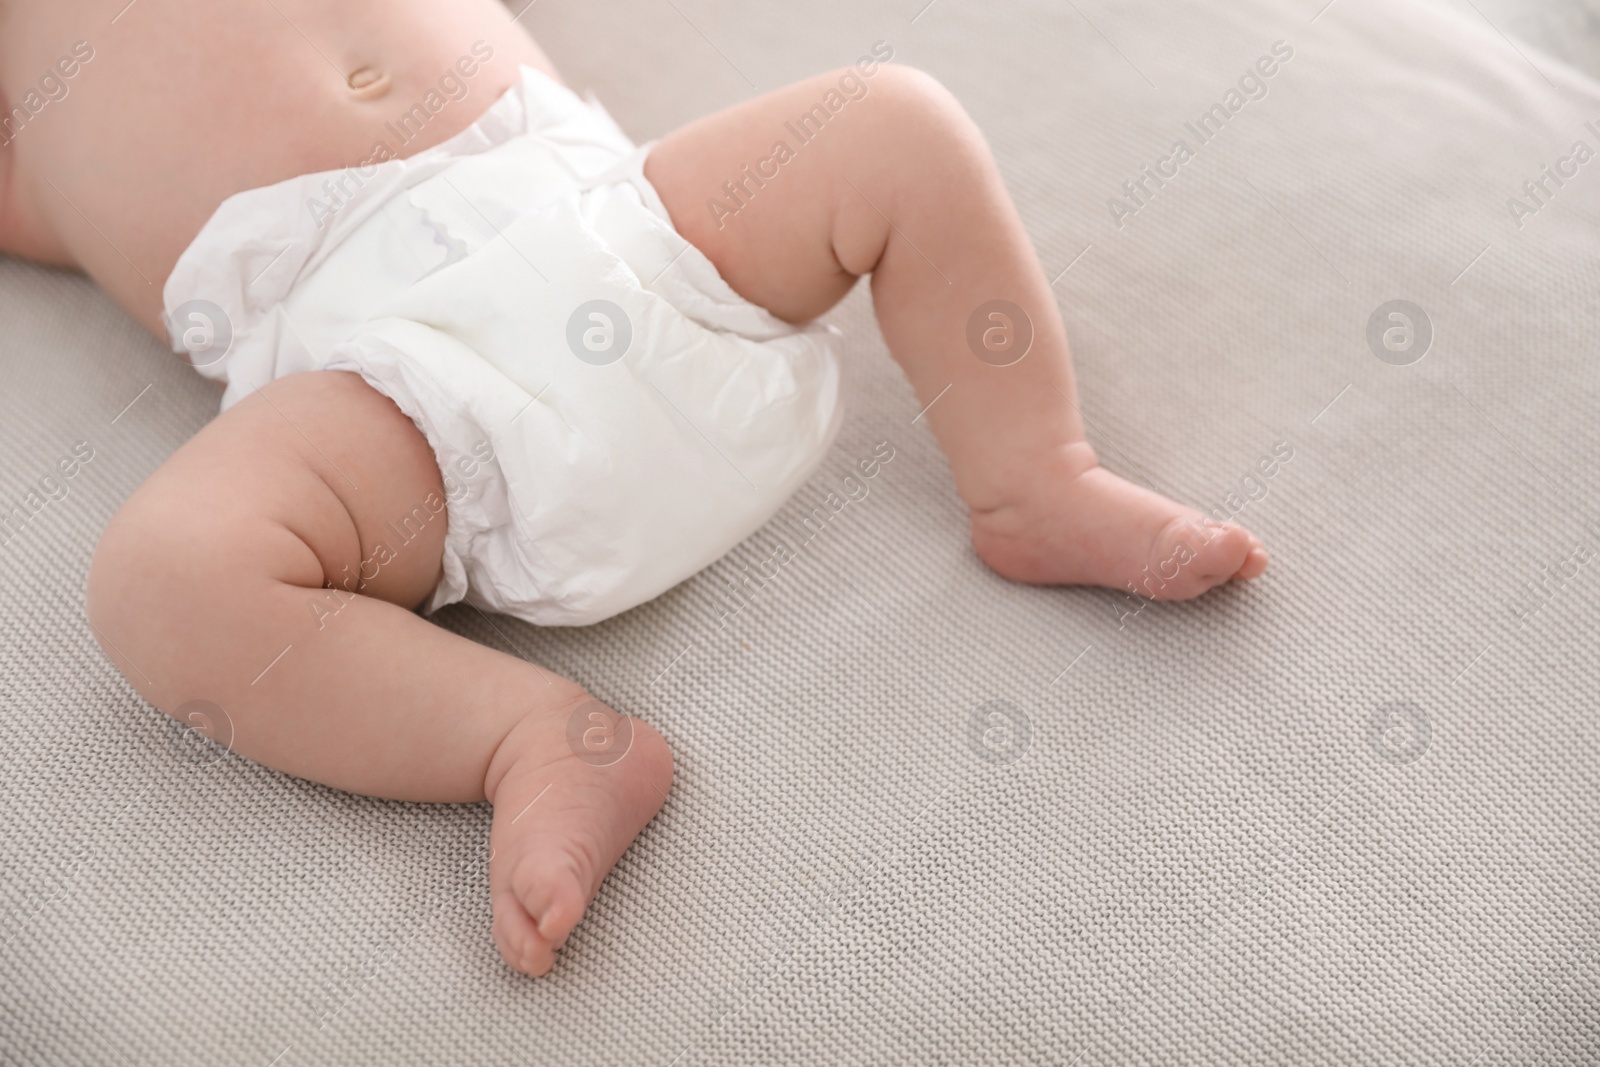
[347,66,392,100]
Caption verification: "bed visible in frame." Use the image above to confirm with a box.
[3,0,1598,1062]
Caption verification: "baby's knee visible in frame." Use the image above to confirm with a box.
[862,66,969,132]
[87,495,195,709]
[865,65,953,109]
[87,481,230,671]
[852,65,987,167]
[86,456,317,711]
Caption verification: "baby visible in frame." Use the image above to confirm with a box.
[1,0,1266,974]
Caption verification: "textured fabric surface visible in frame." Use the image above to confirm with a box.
[3,0,1599,1064]
[1477,0,1600,81]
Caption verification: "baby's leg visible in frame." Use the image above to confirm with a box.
[0,90,70,267]
[86,371,671,975]
[646,67,1268,599]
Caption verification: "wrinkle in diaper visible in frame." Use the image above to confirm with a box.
[403,138,579,264]
[413,198,473,267]
[399,185,488,276]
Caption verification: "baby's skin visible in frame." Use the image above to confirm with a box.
[1,0,1266,974]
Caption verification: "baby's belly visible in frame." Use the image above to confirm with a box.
[0,0,552,334]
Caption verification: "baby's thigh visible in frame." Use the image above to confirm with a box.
[94,370,448,616]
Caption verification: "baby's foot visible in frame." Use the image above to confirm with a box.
[969,442,1268,600]
[485,693,673,976]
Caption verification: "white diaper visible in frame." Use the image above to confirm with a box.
[162,66,842,626]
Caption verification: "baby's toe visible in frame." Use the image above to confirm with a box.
[493,890,557,975]
[1151,519,1256,599]
[512,848,590,949]
[1236,538,1270,581]
[1189,523,1252,585]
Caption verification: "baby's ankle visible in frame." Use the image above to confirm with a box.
[482,683,594,806]
[966,439,1100,524]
